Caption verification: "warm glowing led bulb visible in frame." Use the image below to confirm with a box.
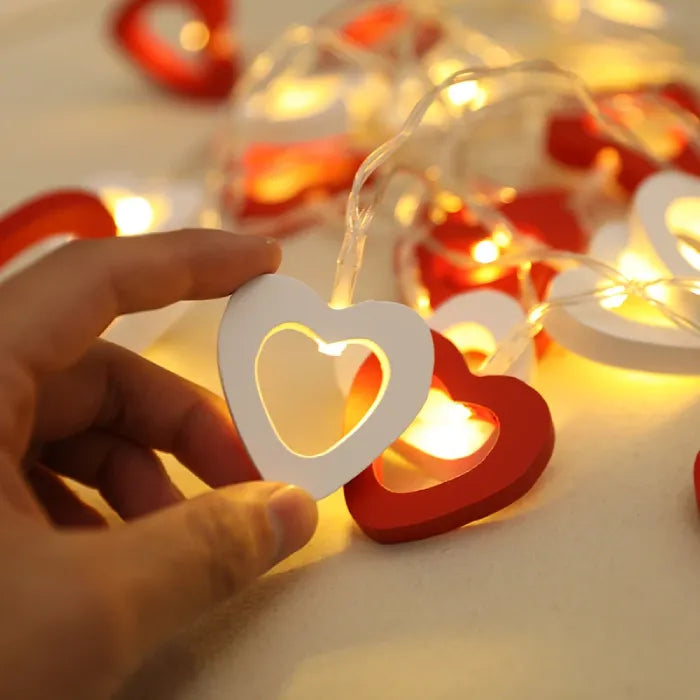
[316,339,348,357]
[472,239,500,264]
[179,21,210,52]
[111,196,154,236]
[429,59,487,108]
[400,389,494,460]
[491,224,512,248]
[585,0,666,29]
[264,76,339,121]
[434,191,463,213]
[416,293,431,313]
[394,193,421,226]
[599,285,628,309]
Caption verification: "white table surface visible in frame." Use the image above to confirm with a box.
[2,2,700,699]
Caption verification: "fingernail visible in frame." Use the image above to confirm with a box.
[267,486,318,563]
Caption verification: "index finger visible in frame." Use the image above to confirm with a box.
[0,229,280,376]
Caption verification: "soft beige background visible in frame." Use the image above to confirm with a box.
[1,2,700,699]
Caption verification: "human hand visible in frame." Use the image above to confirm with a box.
[0,230,318,700]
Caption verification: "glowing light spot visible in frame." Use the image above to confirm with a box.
[603,250,661,308]
[492,224,512,248]
[416,293,431,313]
[617,249,660,282]
[263,76,339,121]
[472,239,500,264]
[498,187,517,204]
[400,389,495,460]
[443,321,497,368]
[429,60,486,108]
[435,190,463,213]
[550,0,582,24]
[667,197,700,271]
[179,21,210,52]
[586,0,666,29]
[394,193,421,226]
[100,189,157,236]
[113,196,154,236]
[599,285,628,309]
[316,340,347,357]
[594,147,622,176]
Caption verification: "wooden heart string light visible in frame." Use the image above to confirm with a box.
[340,59,670,312]
[362,60,700,372]
[326,63,586,541]
[207,22,387,236]
[329,61,700,541]
[217,111,444,498]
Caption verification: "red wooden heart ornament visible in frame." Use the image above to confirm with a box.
[112,0,237,100]
[0,190,116,268]
[225,137,366,230]
[694,451,700,514]
[343,330,555,544]
[413,188,588,309]
[547,82,700,194]
[337,2,442,58]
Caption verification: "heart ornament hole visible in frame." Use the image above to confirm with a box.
[256,327,383,457]
[379,384,500,493]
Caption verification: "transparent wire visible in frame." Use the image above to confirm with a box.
[398,237,700,375]
[333,58,677,308]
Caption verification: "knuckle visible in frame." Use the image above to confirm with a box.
[185,494,274,600]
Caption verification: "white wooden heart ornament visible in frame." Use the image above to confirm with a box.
[218,274,434,499]
[630,170,700,279]
[543,221,700,374]
[629,170,700,323]
[334,289,535,395]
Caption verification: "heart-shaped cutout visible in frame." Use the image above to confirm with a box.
[112,0,237,100]
[218,274,434,500]
[381,386,499,492]
[543,221,700,374]
[334,288,535,395]
[343,330,555,544]
[256,328,381,457]
[0,189,116,270]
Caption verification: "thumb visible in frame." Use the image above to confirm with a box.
[102,481,317,662]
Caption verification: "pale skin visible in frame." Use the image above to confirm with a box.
[0,229,318,700]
